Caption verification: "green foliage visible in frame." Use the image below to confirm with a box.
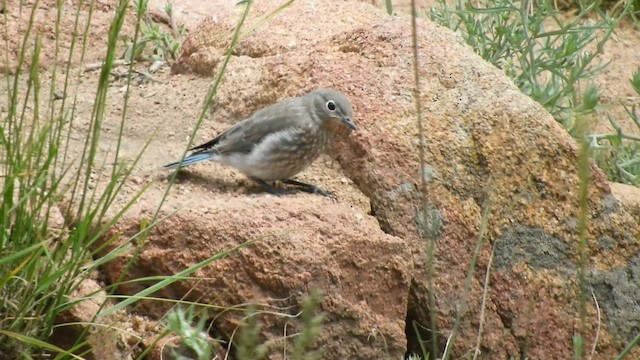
[429,0,617,133]
[292,289,325,360]
[235,305,269,360]
[631,67,640,95]
[616,331,640,360]
[590,109,640,185]
[572,334,585,360]
[164,307,215,360]
[164,290,325,360]
[589,68,640,185]
[0,0,147,356]
[386,0,397,15]
[124,0,185,63]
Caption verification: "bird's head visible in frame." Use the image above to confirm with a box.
[310,88,357,132]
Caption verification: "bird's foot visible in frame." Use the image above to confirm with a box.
[282,179,333,197]
[251,178,332,197]
[250,178,295,195]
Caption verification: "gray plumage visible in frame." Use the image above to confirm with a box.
[165,88,357,195]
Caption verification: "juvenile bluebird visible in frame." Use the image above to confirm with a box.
[164,88,357,196]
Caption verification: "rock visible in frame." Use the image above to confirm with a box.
[610,182,640,217]
[100,193,412,360]
[95,0,640,359]
[50,278,138,360]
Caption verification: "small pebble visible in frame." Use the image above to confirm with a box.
[130,176,143,185]
[53,91,65,100]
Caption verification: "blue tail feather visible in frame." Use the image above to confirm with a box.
[164,152,214,170]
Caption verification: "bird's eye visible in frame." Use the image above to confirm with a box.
[326,100,336,111]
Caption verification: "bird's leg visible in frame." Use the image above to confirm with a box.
[282,179,332,197]
[250,178,292,195]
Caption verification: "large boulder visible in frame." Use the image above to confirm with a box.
[97,0,640,359]
[102,193,411,359]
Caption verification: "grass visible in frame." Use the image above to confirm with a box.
[1,0,142,356]
[123,1,185,64]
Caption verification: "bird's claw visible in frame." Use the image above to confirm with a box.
[252,178,333,197]
[308,186,333,197]
[282,179,332,197]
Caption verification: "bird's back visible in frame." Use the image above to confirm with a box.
[190,95,313,156]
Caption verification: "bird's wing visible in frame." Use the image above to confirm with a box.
[190,98,309,155]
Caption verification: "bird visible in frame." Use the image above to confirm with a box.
[164,88,357,196]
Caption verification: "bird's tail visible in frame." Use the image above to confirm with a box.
[164,151,214,170]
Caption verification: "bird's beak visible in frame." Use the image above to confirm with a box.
[341,117,358,131]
